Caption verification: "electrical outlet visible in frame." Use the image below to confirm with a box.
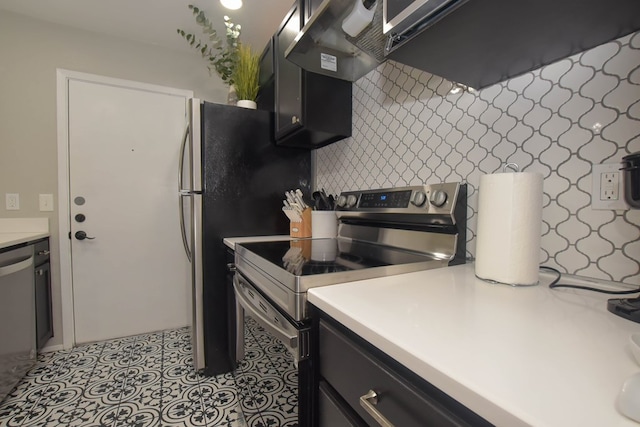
[592,163,628,210]
[600,172,619,200]
[39,194,54,211]
[5,193,19,210]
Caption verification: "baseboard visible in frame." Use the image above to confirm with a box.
[40,344,64,353]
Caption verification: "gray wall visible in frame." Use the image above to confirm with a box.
[316,31,640,285]
[0,10,227,348]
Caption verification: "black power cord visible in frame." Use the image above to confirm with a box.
[540,266,640,295]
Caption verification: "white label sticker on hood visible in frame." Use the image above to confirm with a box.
[320,53,337,72]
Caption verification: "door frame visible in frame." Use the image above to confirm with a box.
[56,69,193,349]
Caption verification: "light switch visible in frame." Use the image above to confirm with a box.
[39,194,54,211]
[5,193,19,210]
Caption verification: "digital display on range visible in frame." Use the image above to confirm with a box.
[359,190,412,208]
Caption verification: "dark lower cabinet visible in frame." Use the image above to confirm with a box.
[318,380,367,427]
[34,239,52,351]
[316,312,493,427]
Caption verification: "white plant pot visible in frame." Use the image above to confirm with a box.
[237,100,257,109]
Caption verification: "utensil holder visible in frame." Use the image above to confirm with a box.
[290,208,312,238]
[311,210,338,238]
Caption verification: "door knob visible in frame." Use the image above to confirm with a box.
[75,231,96,240]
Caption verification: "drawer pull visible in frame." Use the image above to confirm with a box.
[359,390,394,427]
[37,250,50,256]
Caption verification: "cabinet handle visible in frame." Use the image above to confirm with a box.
[38,250,50,256]
[0,256,33,278]
[36,269,45,276]
[359,390,395,427]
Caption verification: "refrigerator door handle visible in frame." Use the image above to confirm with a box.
[178,122,190,192]
[190,98,202,192]
[191,193,205,371]
[179,193,191,262]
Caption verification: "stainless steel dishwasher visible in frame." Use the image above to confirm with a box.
[0,244,36,403]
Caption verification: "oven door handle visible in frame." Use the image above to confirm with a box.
[233,278,299,350]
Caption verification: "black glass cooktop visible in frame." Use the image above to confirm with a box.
[239,238,434,276]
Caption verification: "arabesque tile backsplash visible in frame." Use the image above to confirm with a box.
[316,31,640,285]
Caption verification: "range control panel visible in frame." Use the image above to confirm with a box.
[335,183,463,217]
[359,190,412,208]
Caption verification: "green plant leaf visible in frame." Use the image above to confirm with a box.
[177,5,242,85]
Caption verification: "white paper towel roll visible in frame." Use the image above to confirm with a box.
[475,172,544,286]
[342,0,376,37]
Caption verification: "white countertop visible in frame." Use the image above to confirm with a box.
[0,218,49,250]
[223,235,290,250]
[308,263,640,427]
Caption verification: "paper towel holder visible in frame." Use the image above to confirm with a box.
[502,163,520,173]
[475,163,544,287]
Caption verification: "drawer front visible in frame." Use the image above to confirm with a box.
[33,239,50,267]
[319,320,473,427]
[318,380,367,427]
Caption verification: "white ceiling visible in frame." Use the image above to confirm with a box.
[0,0,294,54]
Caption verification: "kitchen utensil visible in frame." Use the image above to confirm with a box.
[282,207,302,222]
[294,189,308,209]
[319,189,332,210]
[285,191,297,207]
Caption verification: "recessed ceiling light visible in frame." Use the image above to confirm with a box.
[220,0,242,10]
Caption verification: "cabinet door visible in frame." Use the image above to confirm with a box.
[257,38,275,112]
[35,261,53,350]
[275,2,304,139]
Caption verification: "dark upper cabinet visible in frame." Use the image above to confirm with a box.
[275,5,304,139]
[263,0,352,150]
[386,0,640,90]
[257,38,275,113]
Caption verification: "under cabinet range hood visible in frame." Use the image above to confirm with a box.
[285,0,386,82]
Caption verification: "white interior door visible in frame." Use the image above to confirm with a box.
[68,78,190,344]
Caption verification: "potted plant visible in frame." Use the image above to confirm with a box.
[233,44,260,109]
[177,5,241,98]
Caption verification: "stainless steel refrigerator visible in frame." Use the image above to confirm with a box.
[179,99,310,375]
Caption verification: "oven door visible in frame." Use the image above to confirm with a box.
[234,271,315,426]
[233,272,303,364]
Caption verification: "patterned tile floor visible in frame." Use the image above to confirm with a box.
[0,317,298,427]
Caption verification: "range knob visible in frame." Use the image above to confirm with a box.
[430,190,448,207]
[411,191,427,207]
[336,195,347,208]
[346,194,358,208]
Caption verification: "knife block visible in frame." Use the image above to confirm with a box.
[290,208,312,238]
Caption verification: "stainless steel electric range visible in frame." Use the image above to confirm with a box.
[232,182,467,426]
